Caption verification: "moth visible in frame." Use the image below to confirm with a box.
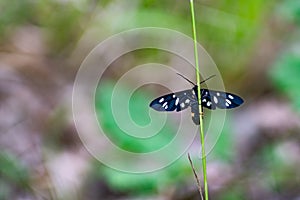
[149,74,244,125]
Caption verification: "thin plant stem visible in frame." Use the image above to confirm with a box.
[188,153,204,200]
[189,0,209,199]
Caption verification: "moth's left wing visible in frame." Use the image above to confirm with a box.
[150,89,197,112]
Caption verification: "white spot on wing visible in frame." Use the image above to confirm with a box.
[165,105,168,109]
[159,98,164,103]
[202,99,207,102]
[207,102,211,107]
[172,94,175,98]
[228,95,234,99]
[185,99,190,104]
[217,92,220,96]
[162,102,167,107]
[175,98,179,106]
[213,96,218,104]
[226,102,229,107]
[181,103,185,108]
[226,99,232,105]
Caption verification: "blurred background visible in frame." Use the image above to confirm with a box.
[1,0,300,199]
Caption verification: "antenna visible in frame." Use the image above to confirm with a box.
[200,74,216,84]
[176,73,196,86]
[176,73,216,85]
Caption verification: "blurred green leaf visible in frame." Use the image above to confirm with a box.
[208,114,235,162]
[35,0,84,53]
[270,51,300,112]
[0,152,30,189]
[277,0,300,24]
[94,156,192,195]
[94,81,194,194]
[194,0,273,75]
[263,143,300,193]
[0,0,33,39]
[220,186,245,200]
[0,180,10,200]
[95,81,176,153]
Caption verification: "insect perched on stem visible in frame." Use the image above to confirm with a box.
[149,74,244,125]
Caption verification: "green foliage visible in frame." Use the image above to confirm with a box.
[193,0,273,75]
[35,0,85,53]
[0,152,29,186]
[270,51,300,112]
[278,0,300,23]
[0,0,273,69]
[0,152,30,199]
[107,7,190,36]
[0,0,87,52]
[208,114,235,162]
[0,0,33,39]
[94,156,191,195]
[262,143,300,193]
[94,81,193,194]
[220,186,245,200]
[271,1,300,112]
[0,180,10,200]
[95,81,176,153]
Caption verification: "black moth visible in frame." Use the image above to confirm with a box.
[149,74,244,125]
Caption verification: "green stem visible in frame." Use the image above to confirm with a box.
[189,0,209,199]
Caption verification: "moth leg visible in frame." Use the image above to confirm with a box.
[196,104,204,117]
[191,111,203,117]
